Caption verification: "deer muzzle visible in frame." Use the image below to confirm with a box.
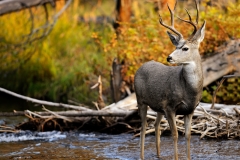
[167,56,173,63]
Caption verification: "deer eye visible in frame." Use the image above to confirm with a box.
[182,47,189,51]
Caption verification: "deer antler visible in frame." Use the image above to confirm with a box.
[177,0,199,36]
[159,1,183,40]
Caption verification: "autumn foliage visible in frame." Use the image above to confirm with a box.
[0,0,239,105]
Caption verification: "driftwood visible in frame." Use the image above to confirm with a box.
[0,125,18,133]
[0,110,133,117]
[1,87,240,139]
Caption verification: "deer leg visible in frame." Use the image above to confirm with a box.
[139,104,148,159]
[184,113,193,160]
[166,112,178,160]
[155,113,163,157]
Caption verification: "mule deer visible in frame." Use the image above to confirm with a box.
[134,0,206,159]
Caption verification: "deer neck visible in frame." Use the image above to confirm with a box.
[181,56,203,91]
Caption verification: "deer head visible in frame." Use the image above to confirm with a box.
[159,0,206,65]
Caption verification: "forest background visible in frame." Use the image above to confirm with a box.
[0,0,240,109]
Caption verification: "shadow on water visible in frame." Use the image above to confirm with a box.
[0,131,239,160]
[0,92,31,112]
[0,92,67,127]
[0,92,34,127]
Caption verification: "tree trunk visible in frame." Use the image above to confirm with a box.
[113,0,132,36]
[110,58,123,103]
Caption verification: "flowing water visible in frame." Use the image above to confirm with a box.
[1,93,240,159]
[0,131,240,160]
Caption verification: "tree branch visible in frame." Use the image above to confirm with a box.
[0,0,55,16]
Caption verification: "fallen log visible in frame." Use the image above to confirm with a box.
[1,102,237,118]
[0,110,133,117]
[1,88,239,139]
[199,102,240,115]
[202,39,240,87]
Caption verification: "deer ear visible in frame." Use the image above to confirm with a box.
[167,31,179,46]
[194,21,206,43]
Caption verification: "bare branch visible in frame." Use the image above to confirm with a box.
[0,0,55,16]
[0,0,72,50]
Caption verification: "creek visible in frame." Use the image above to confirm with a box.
[0,131,240,159]
[0,93,240,159]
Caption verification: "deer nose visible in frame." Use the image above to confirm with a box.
[167,56,172,62]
